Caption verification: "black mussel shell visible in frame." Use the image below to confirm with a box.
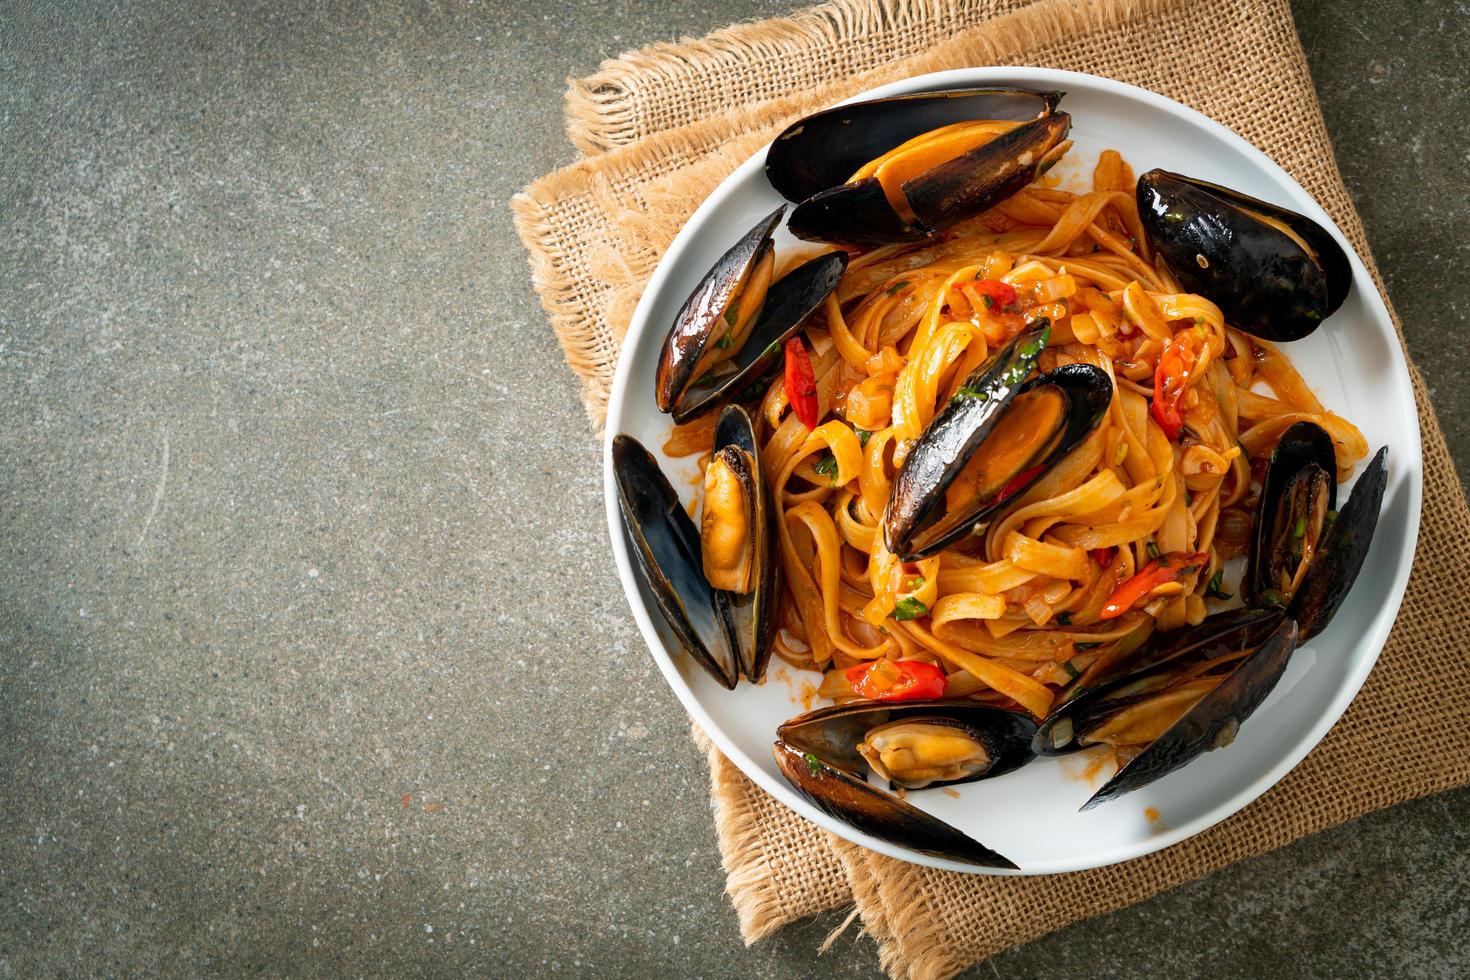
[883,322,1112,560]
[766,86,1062,203]
[1034,608,1288,757]
[1081,616,1298,809]
[904,112,1071,233]
[1244,421,1338,608]
[788,112,1071,247]
[772,740,1019,868]
[1287,446,1388,641]
[612,434,739,689]
[786,177,929,247]
[656,206,784,414]
[777,698,1035,790]
[711,405,780,681]
[1137,170,1351,342]
[883,322,1051,558]
[671,250,848,423]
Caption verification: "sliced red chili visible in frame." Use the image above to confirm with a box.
[961,278,1019,313]
[845,658,947,702]
[783,336,819,430]
[994,464,1046,503]
[1151,326,1209,441]
[1099,551,1208,620]
[1090,547,1115,569]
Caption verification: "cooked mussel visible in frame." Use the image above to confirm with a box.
[767,87,1062,201]
[1244,421,1337,609]
[766,87,1071,247]
[1286,446,1387,640]
[613,434,739,689]
[703,405,780,682]
[772,697,1031,867]
[777,698,1036,790]
[1034,609,1298,809]
[1137,170,1351,342]
[1246,422,1389,640]
[882,321,1112,560]
[656,206,848,423]
[773,740,1018,868]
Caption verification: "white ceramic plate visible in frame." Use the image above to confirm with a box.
[602,68,1422,874]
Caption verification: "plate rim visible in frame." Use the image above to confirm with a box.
[600,66,1424,875]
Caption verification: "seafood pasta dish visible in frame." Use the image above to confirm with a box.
[612,88,1388,868]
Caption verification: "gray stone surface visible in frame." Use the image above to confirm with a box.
[1,0,1466,975]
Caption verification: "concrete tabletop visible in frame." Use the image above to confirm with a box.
[3,0,1468,975]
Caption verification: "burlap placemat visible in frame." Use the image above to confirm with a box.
[512,0,1470,975]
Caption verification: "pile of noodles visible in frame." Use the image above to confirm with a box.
[666,149,1367,721]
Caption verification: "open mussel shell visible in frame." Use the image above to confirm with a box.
[1033,608,1288,757]
[777,699,1036,790]
[882,322,1112,561]
[1080,616,1299,810]
[656,206,783,415]
[787,112,1071,247]
[612,434,739,689]
[707,405,780,681]
[1137,170,1351,342]
[1244,421,1337,609]
[1286,445,1388,641]
[766,86,1063,203]
[671,250,848,424]
[772,740,1019,869]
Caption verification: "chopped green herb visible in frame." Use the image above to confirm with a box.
[904,575,926,592]
[1292,515,1306,540]
[714,332,734,350]
[1260,588,1288,608]
[982,294,995,310]
[1146,541,1162,560]
[762,339,780,360]
[1055,611,1072,626]
[886,280,910,296]
[1325,509,1338,529]
[1060,660,1082,680]
[854,427,873,447]
[723,305,738,327]
[813,453,839,484]
[955,385,989,402]
[1304,309,1322,321]
[1075,642,1102,651]
[804,752,823,776]
[1205,569,1233,600]
[893,597,929,621]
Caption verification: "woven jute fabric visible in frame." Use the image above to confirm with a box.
[511,0,1470,975]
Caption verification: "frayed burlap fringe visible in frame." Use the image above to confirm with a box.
[514,0,1470,976]
[564,0,1040,155]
